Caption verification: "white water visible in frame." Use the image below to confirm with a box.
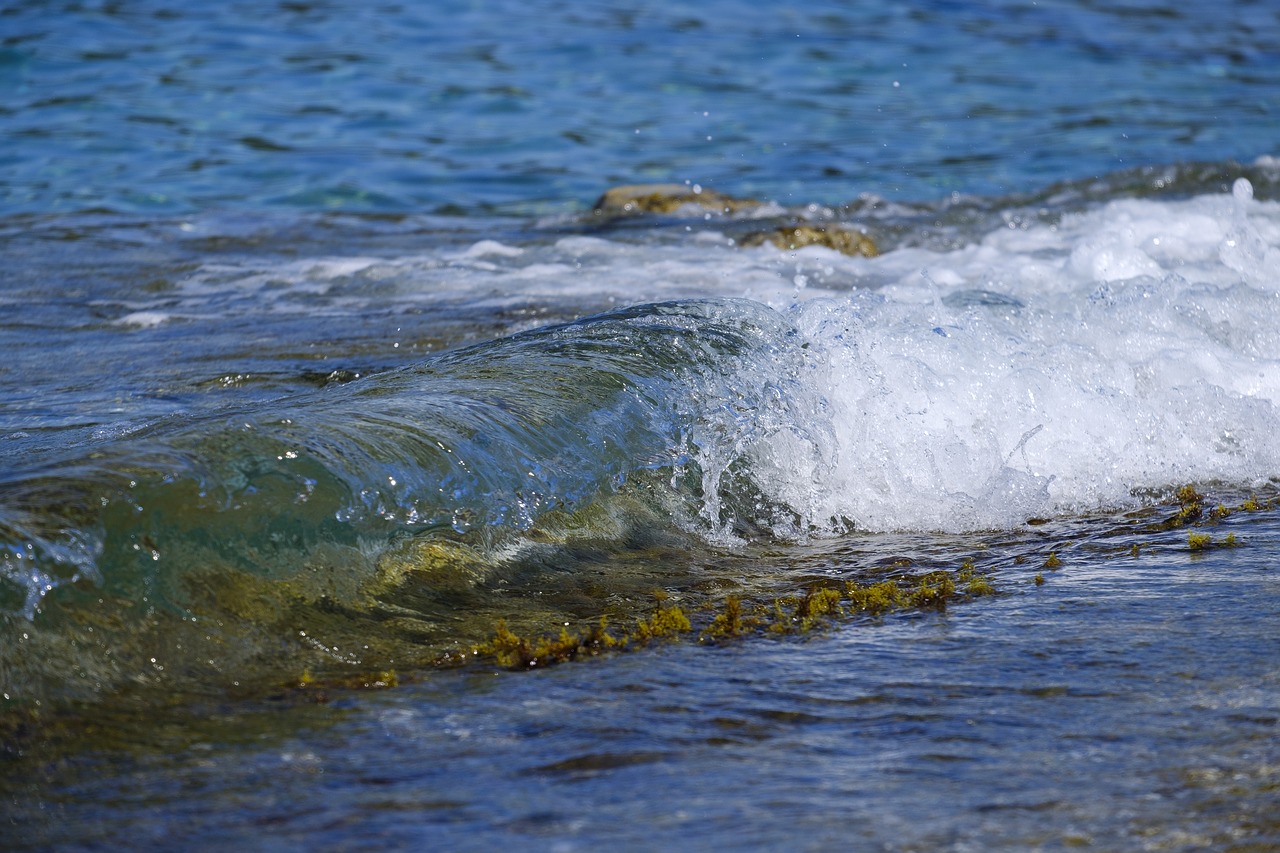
[161,183,1280,534]
[777,181,1280,531]
[819,186,1276,530]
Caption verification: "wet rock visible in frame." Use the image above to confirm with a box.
[593,183,759,216]
[739,224,878,258]
[592,184,878,258]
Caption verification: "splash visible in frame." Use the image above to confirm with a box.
[4,178,1280,707]
[0,300,827,619]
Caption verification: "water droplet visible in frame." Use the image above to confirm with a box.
[1233,177,1253,203]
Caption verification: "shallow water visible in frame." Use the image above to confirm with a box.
[4,0,1280,849]
[6,503,1279,851]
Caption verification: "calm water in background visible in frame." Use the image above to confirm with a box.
[3,1,1280,850]
[4,0,1277,214]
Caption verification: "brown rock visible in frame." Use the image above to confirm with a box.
[740,224,878,258]
[593,183,759,215]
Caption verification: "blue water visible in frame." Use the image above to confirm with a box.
[4,1,1280,850]
[7,514,1280,851]
[3,0,1277,215]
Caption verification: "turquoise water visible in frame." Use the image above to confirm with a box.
[4,1,1280,849]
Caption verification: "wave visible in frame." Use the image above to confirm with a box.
[6,297,835,597]
[1,298,836,703]
[4,172,1280,706]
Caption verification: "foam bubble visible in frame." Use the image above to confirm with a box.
[458,239,525,259]
[116,311,172,328]
[1233,177,1254,203]
[757,188,1280,531]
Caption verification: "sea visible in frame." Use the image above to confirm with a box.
[3,1,1280,850]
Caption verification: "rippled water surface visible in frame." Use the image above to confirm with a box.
[4,1,1280,850]
[4,0,1278,213]
[7,506,1280,851]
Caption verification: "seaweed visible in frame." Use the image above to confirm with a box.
[632,602,693,642]
[965,574,998,597]
[796,587,844,629]
[1188,531,1241,552]
[459,484,1274,674]
[844,579,909,615]
[474,591,693,670]
[1154,484,1206,529]
[958,561,997,597]
[478,620,585,669]
[704,595,745,639]
[908,570,958,610]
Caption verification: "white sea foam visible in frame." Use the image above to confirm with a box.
[757,183,1280,531]
[165,184,1280,532]
[511,184,1280,532]
[457,239,526,259]
[115,310,172,328]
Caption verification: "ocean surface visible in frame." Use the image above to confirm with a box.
[3,1,1280,850]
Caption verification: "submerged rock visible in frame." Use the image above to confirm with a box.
[592,184,877,257]
[593,183,760,216]
[740,224,878,258]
